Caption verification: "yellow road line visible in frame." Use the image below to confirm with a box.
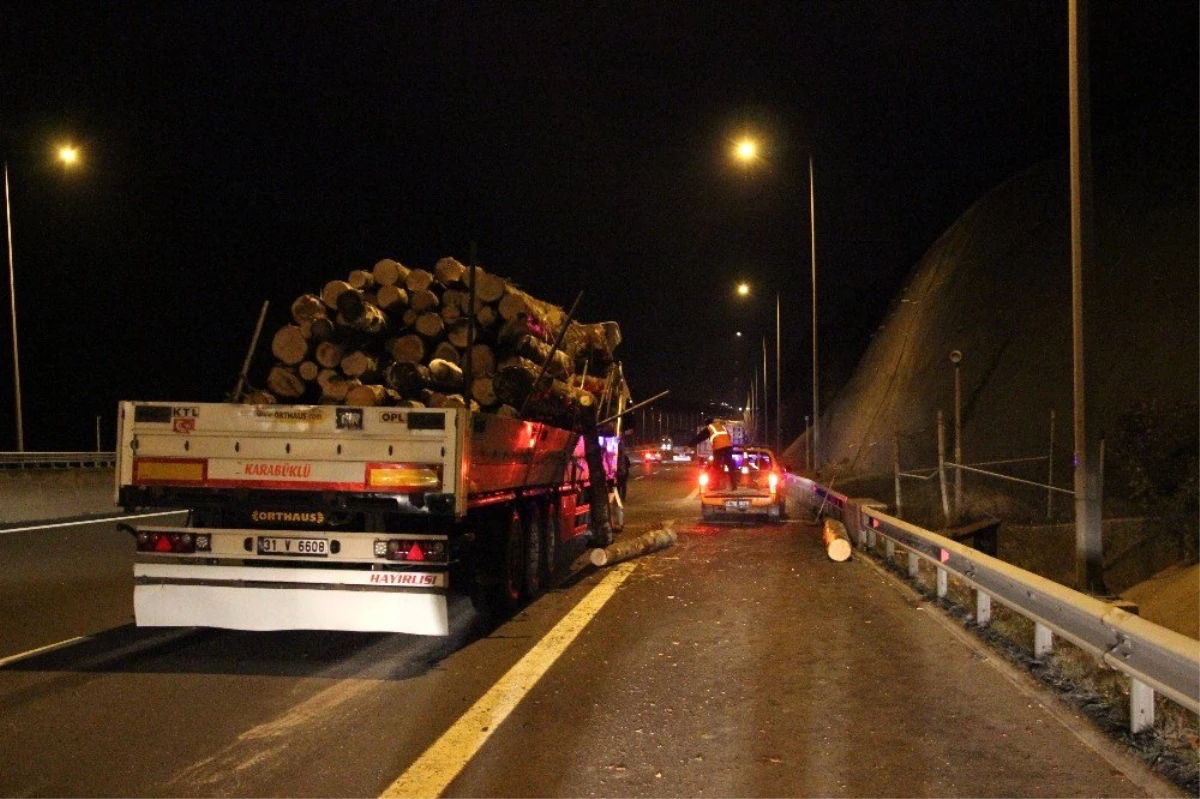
[380,561,638,799]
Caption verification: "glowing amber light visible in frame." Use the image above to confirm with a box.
[734,138,757,162]
[58,146,80,166]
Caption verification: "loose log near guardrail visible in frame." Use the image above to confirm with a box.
[822,518,852,562]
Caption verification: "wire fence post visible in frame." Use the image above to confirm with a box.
[937,410,951,524]
[893,426,902,518]
[1047,409,1056,520]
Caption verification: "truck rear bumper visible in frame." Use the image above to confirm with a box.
[134,563,449,636]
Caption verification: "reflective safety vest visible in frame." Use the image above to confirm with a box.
[708,422,732,451]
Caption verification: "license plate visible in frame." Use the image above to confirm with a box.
[725,500,750,510]
[258,536,328,556]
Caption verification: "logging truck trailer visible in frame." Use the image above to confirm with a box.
[115,401,620,636]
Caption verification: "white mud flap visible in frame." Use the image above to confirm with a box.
[134,563,449,636]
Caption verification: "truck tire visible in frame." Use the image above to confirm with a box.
[541,498,559,585]
[472,507,524,617]
[522,500,543,599]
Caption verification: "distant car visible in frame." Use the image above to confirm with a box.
[670,448,693,462]
[642,449,663,463]
[697,446,787,522]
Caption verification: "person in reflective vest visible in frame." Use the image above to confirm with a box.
[693,418,737,489]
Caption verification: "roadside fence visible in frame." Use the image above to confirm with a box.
[0,452,116,470]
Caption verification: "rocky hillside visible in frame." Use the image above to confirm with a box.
[787,121,1198,488]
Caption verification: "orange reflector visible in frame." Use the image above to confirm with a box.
[134,458,207,484]
[366,463,442,491]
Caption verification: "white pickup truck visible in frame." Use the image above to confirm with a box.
[116,401,622,635]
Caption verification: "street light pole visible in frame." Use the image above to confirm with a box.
[1069,0,1105,592]
[3,161,23,452]
[761,337,769,448]
[775,292,781,454]
[808,154,820,471]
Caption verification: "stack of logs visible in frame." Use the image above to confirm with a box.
[248,257,622,428]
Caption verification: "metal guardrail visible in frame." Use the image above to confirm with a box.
[0,452,116,470]
[792,475,1200,733]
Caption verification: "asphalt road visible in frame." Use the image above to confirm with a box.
[0,463,1166,797]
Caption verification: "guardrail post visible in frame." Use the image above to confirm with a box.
[936,567,948,599]
[976,590,991,626]
[885,538,895,561]
[867,527,876,549]
[1130,679,1155,733]
[907,551,919,578]
[1034,623,1054,658]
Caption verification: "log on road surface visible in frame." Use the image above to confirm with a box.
[822,518,853,562]
[589,527,677,567]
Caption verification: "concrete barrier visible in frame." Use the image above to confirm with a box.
[0,468,118,524]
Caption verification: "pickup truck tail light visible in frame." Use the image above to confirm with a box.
[769,472,780,494]
[698,471,709,495]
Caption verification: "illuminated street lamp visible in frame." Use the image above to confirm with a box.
[730,135,820,467]
[733,138,758,164]
[735,282,781,452]
[4,143,82,451]
[58,146,79,167]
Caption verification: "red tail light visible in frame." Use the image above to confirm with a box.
[377,539,447,563]
[769,472,780,493]
[137,530,207,554]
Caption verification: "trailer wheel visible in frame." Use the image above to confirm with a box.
[522,500,543,599]
[474,507,524,617]
[541,498,559,585]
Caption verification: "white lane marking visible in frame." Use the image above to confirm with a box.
[0,636,90,668]
[0,510,187,536]
[381,561,638,799]
[685,487,699,500]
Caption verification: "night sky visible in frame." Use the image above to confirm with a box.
[2,2,1196,450]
